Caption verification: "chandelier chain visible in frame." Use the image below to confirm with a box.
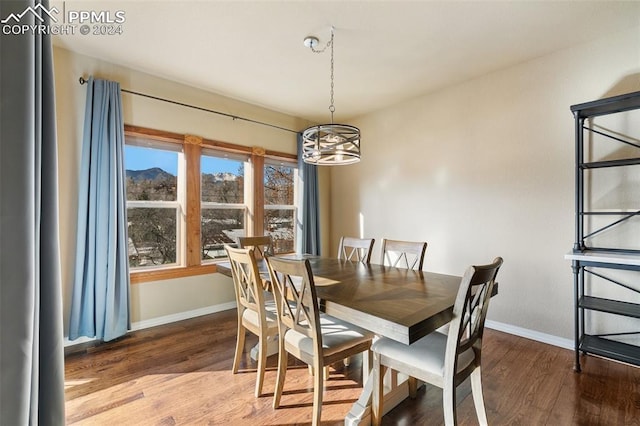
[329,29,335,123]
[309,30,333,54]
[309,28,336,123]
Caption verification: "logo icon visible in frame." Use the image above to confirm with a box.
[1,4,59,24]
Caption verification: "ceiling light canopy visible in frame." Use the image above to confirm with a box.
[302,28,361,166]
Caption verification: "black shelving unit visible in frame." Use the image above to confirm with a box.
[567,91,640,372]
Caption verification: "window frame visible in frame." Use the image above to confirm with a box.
[200,147,250,263]
[125,139,185,270]
[124,125,298,284]
[263,158,299,254]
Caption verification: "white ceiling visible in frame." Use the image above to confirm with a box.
[52,1,640,123]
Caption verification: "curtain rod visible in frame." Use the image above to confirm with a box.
[78,77,298,134]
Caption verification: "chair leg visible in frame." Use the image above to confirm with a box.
[363,350,372,375]
[442,382,457,426]
[254,334,268,397]
[308,365,330,380]
[372,353,386,426]
[232,322,246,374]
[273,341,288,409]
[312,359,324,426]
[470,367,488,425]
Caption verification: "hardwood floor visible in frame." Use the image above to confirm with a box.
[64,310,640,425]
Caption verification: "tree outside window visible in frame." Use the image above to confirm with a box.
[125,145,181,268]
[264,162,297,254]
[201,154,247,262]
[123,126,299,280]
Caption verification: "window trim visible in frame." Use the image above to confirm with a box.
[263,159,299,254]
[124,124,297,284]
[124,141,184,270]
[126,204,182,269]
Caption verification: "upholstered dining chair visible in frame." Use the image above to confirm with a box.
[380,239,428,270]
[238,235,274,260]
[266,256,374,426]
[337,236,375,263]
[371,257,503,426]
[225,245,279,398]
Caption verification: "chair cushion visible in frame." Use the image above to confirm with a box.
[371,331,475,377]
[284,314,373,358]
[242,306,278,331]
[264,299,278,315]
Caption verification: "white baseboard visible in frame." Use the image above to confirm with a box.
[63,335,97,347]
[64,301,237,348]
[485,320,573,350]
[130,301,237,331]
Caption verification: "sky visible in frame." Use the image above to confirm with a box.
[125,145,241,175]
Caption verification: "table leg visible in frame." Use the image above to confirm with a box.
[345,369,374,426]
[250,335,279,361]
[344,360,413,425]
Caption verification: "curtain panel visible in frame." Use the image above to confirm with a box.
[0,0,65,424]
[297,133,321,255]
[68,77,131,342]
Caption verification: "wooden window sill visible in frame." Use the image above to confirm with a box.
[130,264,221,284]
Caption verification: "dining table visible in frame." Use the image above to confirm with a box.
[216,254,497,425]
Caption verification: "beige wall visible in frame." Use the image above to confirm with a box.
[53,47,311,337]
[55,24,640,345]
[331,26,640,340]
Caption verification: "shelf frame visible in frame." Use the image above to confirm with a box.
[570,91,640,372]
[571,90,640,118]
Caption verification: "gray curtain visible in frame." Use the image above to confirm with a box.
[297,133,321,255]
[0,0,65,424]
[68,77,130,342]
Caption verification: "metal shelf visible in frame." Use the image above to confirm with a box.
[579,296,640,319]
[570,91,640,372]
[580,335,640,367]
[582,211,640,216]
[571,90,640,118]
[581,157,640,169]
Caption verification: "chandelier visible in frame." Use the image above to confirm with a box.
[302,28,361,166]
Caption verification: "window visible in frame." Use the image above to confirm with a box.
[125,140,184,269]
[123,125,299,282]
[201,150,248,262]
[264,160,297,254]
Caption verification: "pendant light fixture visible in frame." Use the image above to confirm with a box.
[302,27,361,166]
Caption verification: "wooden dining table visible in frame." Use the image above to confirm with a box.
[216,254,495,425]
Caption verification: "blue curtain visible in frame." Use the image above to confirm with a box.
[0,0,65,423]
[69,77,130,342]
[297,133,321,255]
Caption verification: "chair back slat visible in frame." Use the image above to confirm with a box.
[267,257,321,343]
[445,257,503,377]
[226,245,266,314]
[238,235,274,260]
[380,239,428,270]
[338,236,375,263]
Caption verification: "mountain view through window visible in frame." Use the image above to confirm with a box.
[125,144,297,269]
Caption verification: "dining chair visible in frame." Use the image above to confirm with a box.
[266,256,374,426]
[225,245,279,398]
[337,236,375,263]
[238,235,274,260]
[336,236,375,367]
[371,257,503,426]
[380,238,428,270]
